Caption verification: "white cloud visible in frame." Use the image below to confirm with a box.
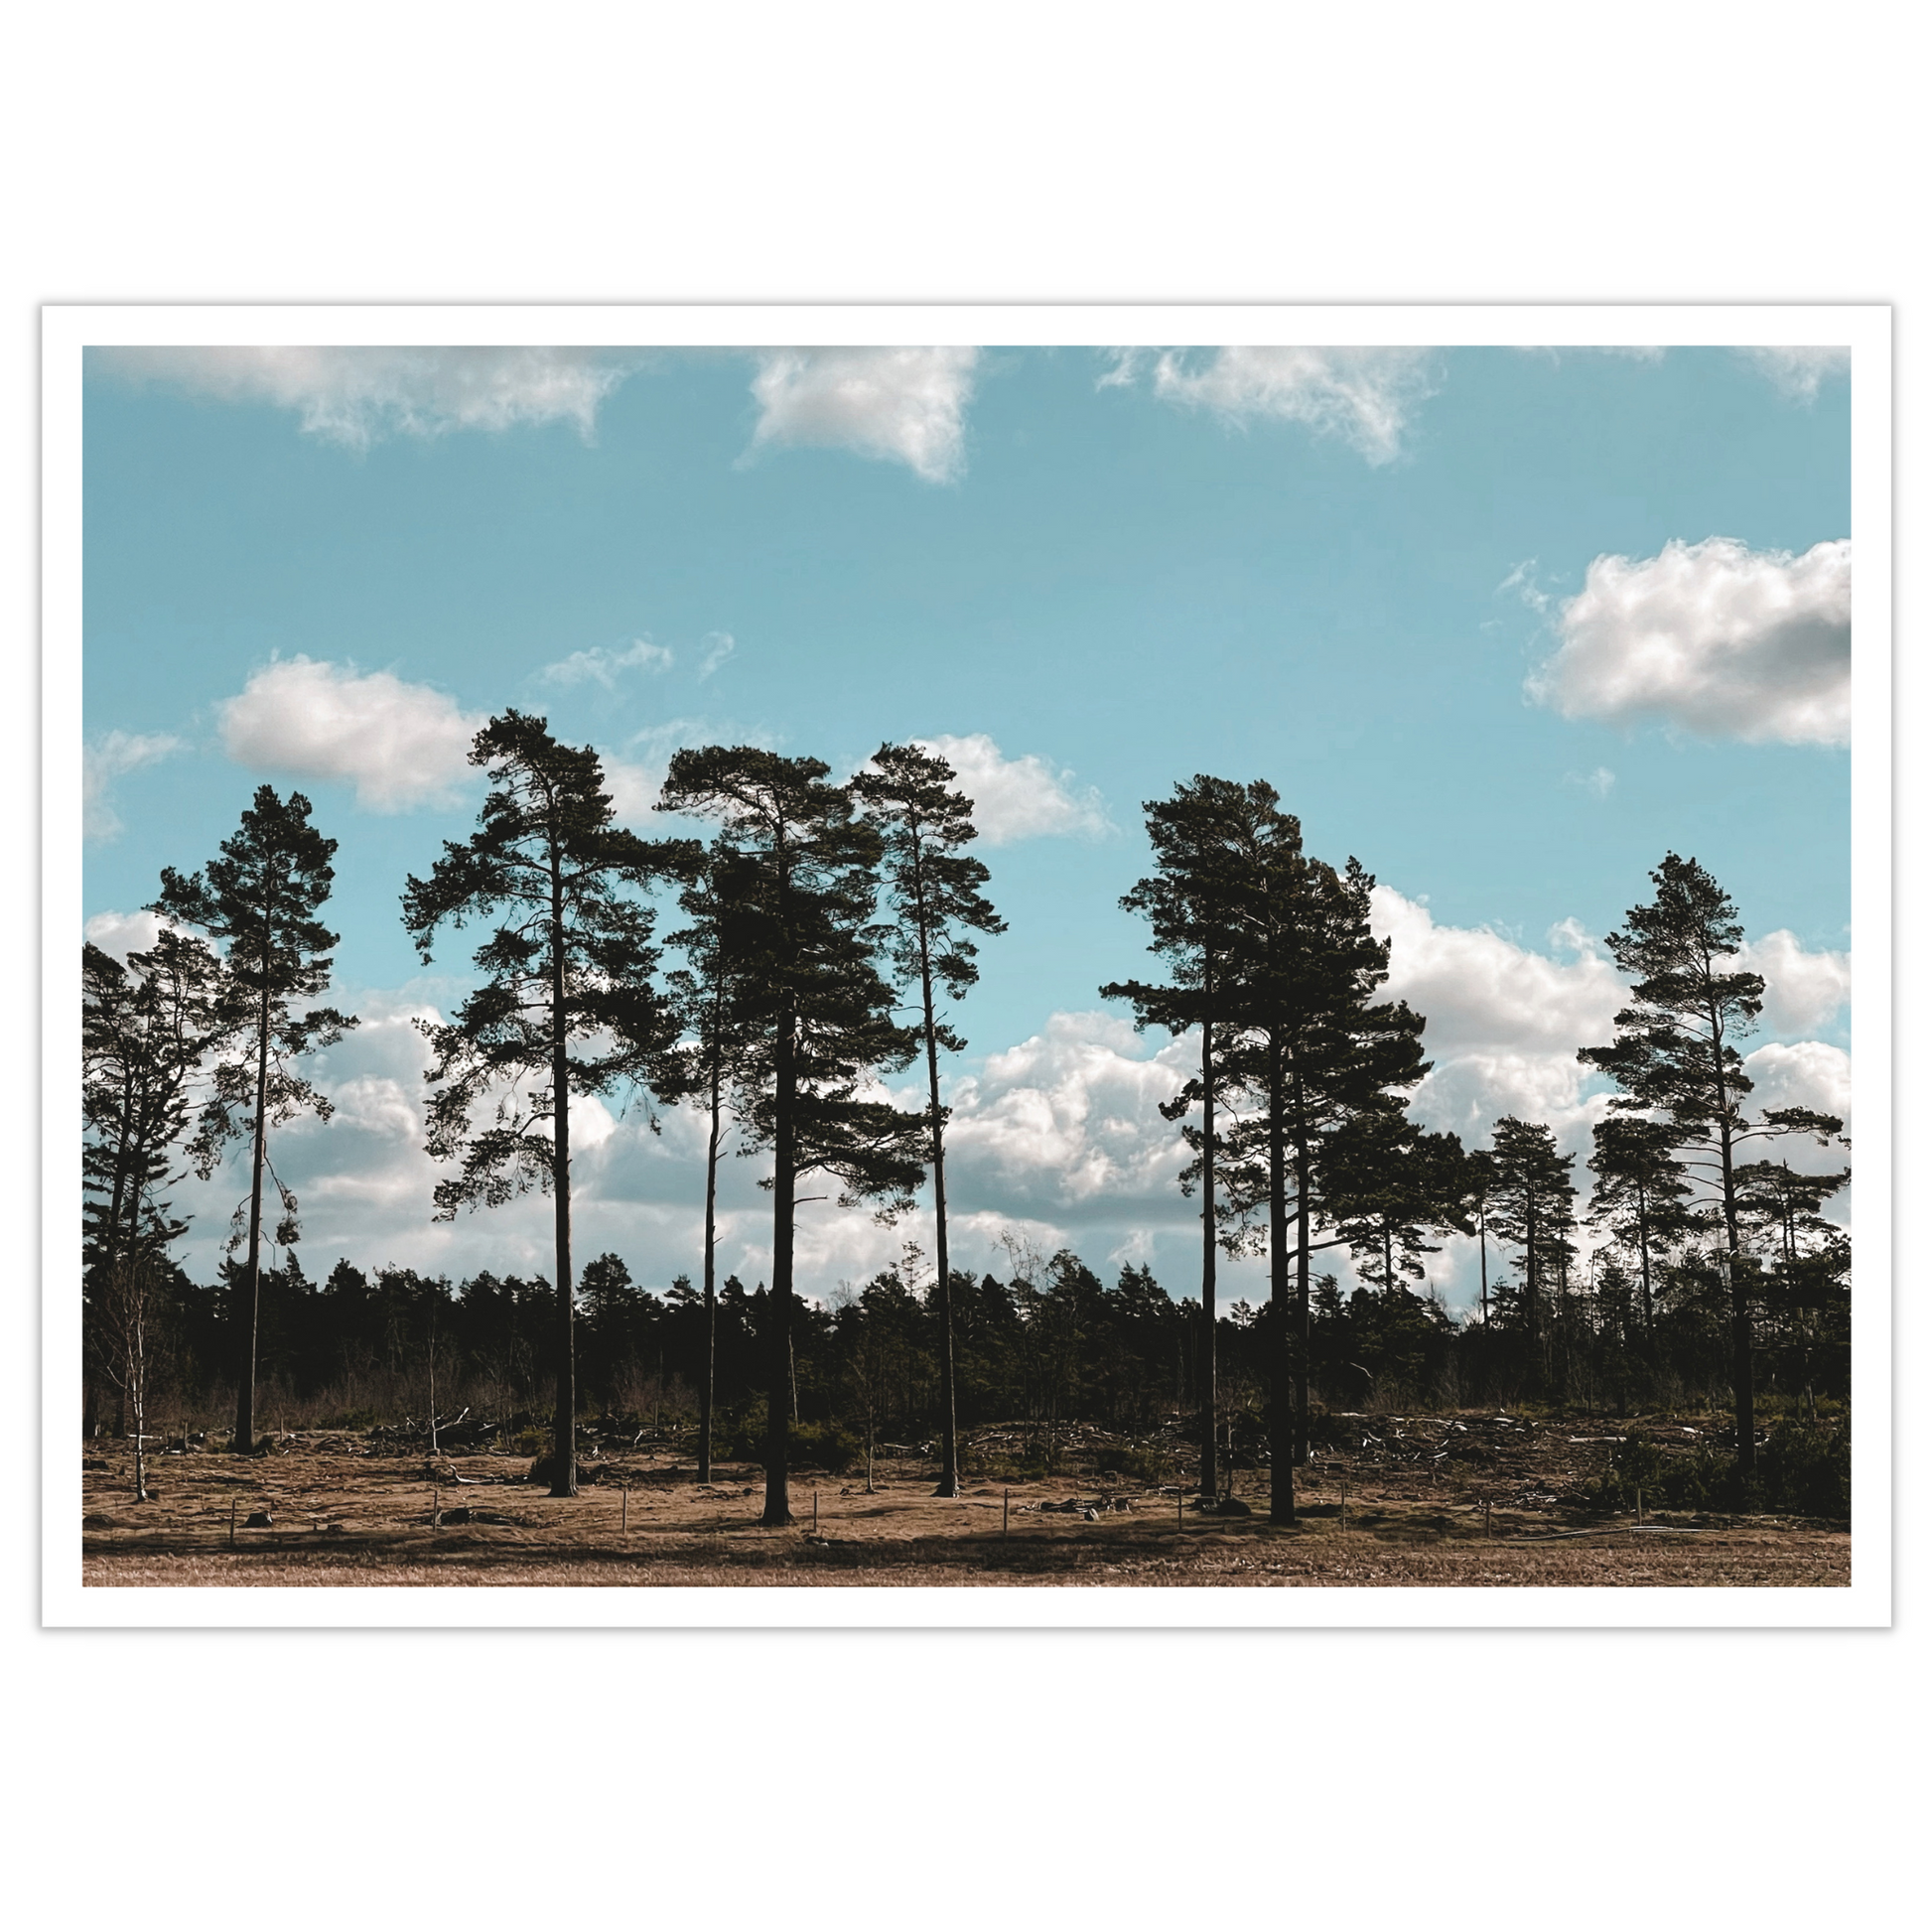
[538,637,672,688]
[1736,346,1850,402]
[1372,886,1854,1172]
[696,631,736,681]
[218,656,485,810]
[1103,345,1437,465]
[908,733,1113,845]
[1526,536,1851,746]
[83,730,183,841]
[1566,765,1616,799]
[1740,1040,1853,1135]
[600,755,668,825]
[748,347,979,482]
[1731,930,1850,1036]
[597,715,743,826]
[943,1011,1192,1212]
[82,908,170,960]
[94,345,633,448]
[1372,888,1627,1157]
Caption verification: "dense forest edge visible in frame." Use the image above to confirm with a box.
[82,715,1852,1539]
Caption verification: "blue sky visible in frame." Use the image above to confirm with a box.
[80,342,1854,1308]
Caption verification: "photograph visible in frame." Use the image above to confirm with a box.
[50,308,1884,1623]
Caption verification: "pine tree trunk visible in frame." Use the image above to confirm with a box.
[236,984,270,1453]
[1198,1008,1218,1499]
[698,1041,721,1485]
[922,934,961,1497]
[763,1010,796,1528]
[1292,1071,1311,1469]
[1267,1047,1297,1525]
[548,827,577,1498]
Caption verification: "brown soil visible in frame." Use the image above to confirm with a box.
[77,1411,1850,1589]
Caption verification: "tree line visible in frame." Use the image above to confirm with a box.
[82,714,1850,1518]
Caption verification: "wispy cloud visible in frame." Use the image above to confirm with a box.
[538,637,674,689]
[1101,345,1437,465]
[1736,346,1850,402]
[697,631,737,681]
[94,345,636,449]
[84,730,183,841]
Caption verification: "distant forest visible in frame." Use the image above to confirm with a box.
[83,715,1851,1522]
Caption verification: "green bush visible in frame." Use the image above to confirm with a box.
[1585,1421,1849,1521]
[1758,1421,1850,1520]
[1092,1441,1172,1482]
[719,1402,861,1475]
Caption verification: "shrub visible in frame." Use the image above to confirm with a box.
[1758,1421,1850,1520]
[719,1402,862,1475]
[1092,1441,1172,1482]
[1584,1421,1850,1521]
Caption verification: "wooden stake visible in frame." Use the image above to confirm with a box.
[1177,1488,1183,1532]
[1340,1473,1347,1534]
[229,1497,236,1550]
[1003,1488,1009,1538]
[622,1486,628,1534]
[433,1484,439,1527]
[813,1487,819,1533]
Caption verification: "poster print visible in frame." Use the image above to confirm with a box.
[46,307,1889,1626]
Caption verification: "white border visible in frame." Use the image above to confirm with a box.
[43,303,1891,1628]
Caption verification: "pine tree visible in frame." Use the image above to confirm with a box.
[662,834,759,1484]
[1579,854,1839,1472]
[82,930,233,1491]
[1327,1105,1474,1297]
[1212,807,1428,1523]
[852,741,1006,1497]
[402,712,684,1497]
[658,747,924,1527]
[1102,775,1276,1499]
[1587,1115,1694,1339]
[153,786,356,1453]
[1484,1115,1577,1354]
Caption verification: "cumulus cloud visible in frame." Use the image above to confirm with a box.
[94,345,633,449]
[538,637,672,688]
[1372,888,1628,1156]
[218,656,485,809]
[82,908,171,960]
[1732,930,1851,1036]
[1736,346,1850,402]
[1740,1039,1853,1135]
[908,733,1112,845]
[83,730,183,841]
[943,1011,1192,1213]
[1526,536,1851,746]
[747,347,979,482]
[1102,345,1437,465]
[600,755,667,825]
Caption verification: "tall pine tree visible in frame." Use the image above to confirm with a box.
[1579,854,1834,1473]
[853,741,1006,1498]
[402,712,685,1497]
[153,786,355,1453]
[1102,774,1277,1499]
[1212,803,1428,1523]
[659,747,924,1527]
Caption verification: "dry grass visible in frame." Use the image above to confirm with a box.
[77,1426,1850,1589]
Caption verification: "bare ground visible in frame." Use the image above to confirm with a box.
[78,1412,1851,1589]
